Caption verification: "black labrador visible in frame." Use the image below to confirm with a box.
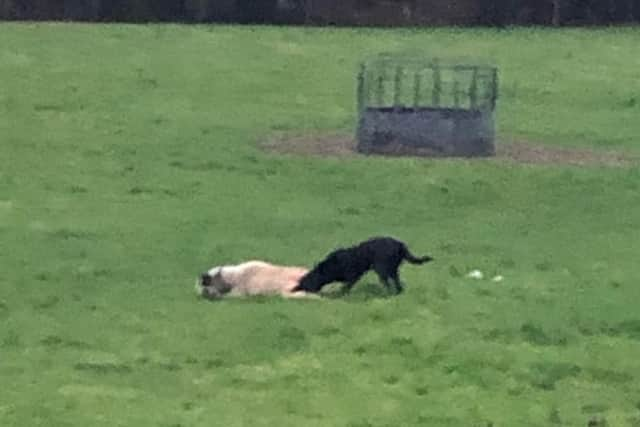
[293,236,433,295]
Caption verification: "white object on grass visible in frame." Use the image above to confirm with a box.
[492,275,504,282]
[467,270,484,279]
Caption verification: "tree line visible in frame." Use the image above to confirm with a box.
[0,0,638,25]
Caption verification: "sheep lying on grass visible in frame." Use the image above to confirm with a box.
[196,260,320,300]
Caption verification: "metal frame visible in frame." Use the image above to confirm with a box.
[357,54,498,113]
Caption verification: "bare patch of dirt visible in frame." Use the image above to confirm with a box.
[263,133,358,157]
[496,142,636,167]
[261,133,637,167]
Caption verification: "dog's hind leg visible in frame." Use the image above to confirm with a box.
[391,275,404,294]
[385,262,406,293]
[376,268,404,294]
[376,273,394,293]
[374,263,402,294]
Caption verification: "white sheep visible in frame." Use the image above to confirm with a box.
[196,260,320,300]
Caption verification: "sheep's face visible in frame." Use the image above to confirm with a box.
[197,266,231,299]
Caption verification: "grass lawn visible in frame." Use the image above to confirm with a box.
[1,23,640,426]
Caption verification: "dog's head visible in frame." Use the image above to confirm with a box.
[196,266,232,299]
[296,269,323,292]
[296,254,339,292]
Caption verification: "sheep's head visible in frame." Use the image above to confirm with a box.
[196,266,231,299]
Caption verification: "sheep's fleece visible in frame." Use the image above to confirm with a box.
[197,260,319,300]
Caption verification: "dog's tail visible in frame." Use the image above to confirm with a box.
[402,245,433,264]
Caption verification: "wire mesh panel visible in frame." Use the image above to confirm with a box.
[356,54,498,157]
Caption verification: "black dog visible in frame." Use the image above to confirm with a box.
[292,236,433,295]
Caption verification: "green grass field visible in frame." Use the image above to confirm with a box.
[1,23,640,426]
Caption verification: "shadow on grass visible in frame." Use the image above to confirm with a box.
[40,335,91,350]
[32,295,60,310]
[74,362,132,375]
[194,282,396,304]
[47,228,98,241]
[525,361,582,390]
[602,319,640,340]
[520,322,569,346]
[321,281,397,302]
[0,300,8,320]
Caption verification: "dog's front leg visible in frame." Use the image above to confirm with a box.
[340,281,357,295]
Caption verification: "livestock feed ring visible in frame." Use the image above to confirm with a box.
[356,53,498,157]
